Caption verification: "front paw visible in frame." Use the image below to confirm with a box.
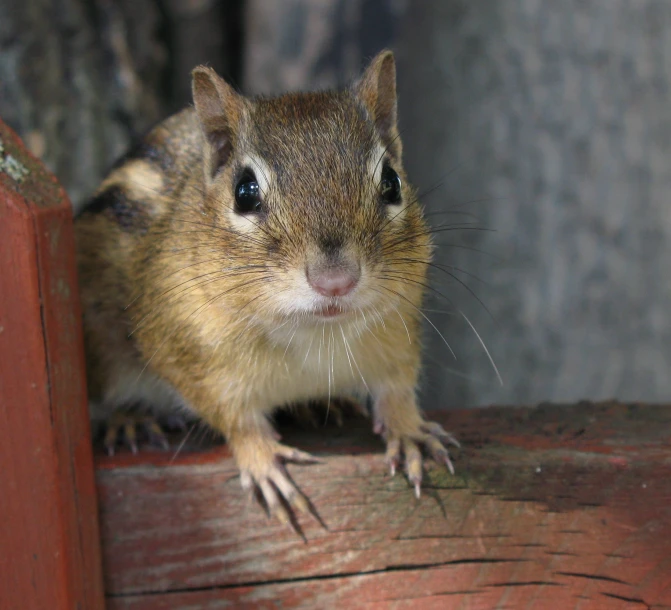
[232,435,322,531]
[283,396,369,429]
[378,420,460,498]
[100,410,187,455]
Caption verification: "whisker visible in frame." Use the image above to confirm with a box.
[135,276,272,382]
[394,257,488,286]
[128,269,271,335]
[382,263,495,322]
[282,322,299,360]
[391,306,412,344]
[126,262,269,311]
[376,271,455,310]
[460,311,503,386]
[340,325,370,393]
[371,285,456,360]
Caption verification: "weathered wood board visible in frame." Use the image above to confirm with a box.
[98,402,671,609]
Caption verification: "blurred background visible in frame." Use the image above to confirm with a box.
[1,0,670,409]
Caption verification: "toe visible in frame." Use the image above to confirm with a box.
[275,444,321,464]
[163,414,189,432]
[259,475,309,537]
[103,425,119,456]
[423,434,449,463]
[268,465,300,505]
[421,421,460,448]
[240,470,253,491]
[329,401,344,427]
[122,422,138,454]
[268,466,310,517]
[144,419,170,450]
[297,402,319,429]
[258,479,291,526]
[385,437,401,476]
[404,439,423,497]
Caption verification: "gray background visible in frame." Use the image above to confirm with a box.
[2,0,670,408]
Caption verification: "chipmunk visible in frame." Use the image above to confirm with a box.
[75,50,459,526]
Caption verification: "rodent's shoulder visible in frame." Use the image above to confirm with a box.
[75,108,203,232]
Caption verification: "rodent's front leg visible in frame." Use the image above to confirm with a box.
[223,415,321,530]
[373,386,460,498]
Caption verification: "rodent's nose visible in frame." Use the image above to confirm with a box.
[307,267,360,297]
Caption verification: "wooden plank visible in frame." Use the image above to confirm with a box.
[0,119,105,610]
[98,402,671,609]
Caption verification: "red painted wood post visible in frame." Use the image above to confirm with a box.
[0,120,105,609]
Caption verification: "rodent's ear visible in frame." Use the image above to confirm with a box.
[354,50,400,157]
[192,66,246,179]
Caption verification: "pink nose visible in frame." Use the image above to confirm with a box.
[307,268,360,297]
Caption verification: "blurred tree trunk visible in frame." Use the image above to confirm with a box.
[0,0,242,209]
[243,0,405,94]
[0,0,167,207]
[163,0,243,112]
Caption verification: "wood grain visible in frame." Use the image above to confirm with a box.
[0,119,105,610]
[98,402,671,609]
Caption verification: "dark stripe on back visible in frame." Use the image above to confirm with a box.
[78,186,148,233]
[113,140,171,172]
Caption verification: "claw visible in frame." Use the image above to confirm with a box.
[123,423,138,454]
[237,438,325,534]
[101,411,174,455]
[446,434,461,449]
[382,419,460,498]
[163,414,189,432]
[275,504,292,527]
[289,397,362,429]
[145,420,170,450]
[104,426,117,456]
[292,493,310,515]
[373,418,385,435]
[295,403,319,428]
[276,445,321,464]
[444,454,455,476]
[421,421,461,448]
[269,464,325,529]
[331,402,344,427]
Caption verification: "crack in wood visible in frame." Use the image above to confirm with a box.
[381,590,484,602]
[107,558,531,598]
[486,581,564,588]
[601,592,652,609]
[395,534,512,541]
[32,213,53,426]
[555,571,631,586]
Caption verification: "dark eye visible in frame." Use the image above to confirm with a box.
[234,169,262,214]
[380,163,402,204]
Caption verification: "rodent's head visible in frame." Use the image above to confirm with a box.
[190,51,430,327]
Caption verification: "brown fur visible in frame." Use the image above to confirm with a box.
[76,50,452,517]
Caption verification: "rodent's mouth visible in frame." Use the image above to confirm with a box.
[313,303,349,319]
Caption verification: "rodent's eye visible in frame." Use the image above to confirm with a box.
[234,169,262,214]
[380,163,402,205]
